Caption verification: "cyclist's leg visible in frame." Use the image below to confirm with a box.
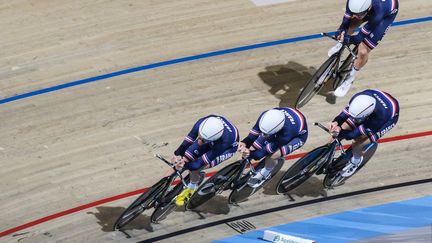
[352,135,371,158]
[261,133,308,177]
[354,14,397,71]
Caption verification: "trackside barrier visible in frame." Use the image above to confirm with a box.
[263,230,315,243]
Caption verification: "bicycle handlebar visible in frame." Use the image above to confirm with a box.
[321,32,357,57]
[321,32,338,41]
[154,153,174,167]
[154,154,188,186]
[314,122,330,133]
[314,122,345,153]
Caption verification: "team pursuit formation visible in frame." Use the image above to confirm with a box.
[113,0,400,231]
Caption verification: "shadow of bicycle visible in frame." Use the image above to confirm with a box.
[257,61,336,107]
[288,176,327,198]
[188,195,231,215]
[88,206,154,232]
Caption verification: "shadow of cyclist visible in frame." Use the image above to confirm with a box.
[258,61,336,107]
[288,176,327,198]
[88,206,153,232]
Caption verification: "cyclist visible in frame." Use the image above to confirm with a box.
[332,0,399,97]
[172,115,239,206]
[239,108,308,188]
[329,89,399,176]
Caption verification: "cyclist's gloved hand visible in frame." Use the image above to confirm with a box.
[335,29,345,39]
[342,34,351,45]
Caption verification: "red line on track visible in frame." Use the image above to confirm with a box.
[1,130,431,237]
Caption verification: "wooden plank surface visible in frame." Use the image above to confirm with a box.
[0,0,431,241]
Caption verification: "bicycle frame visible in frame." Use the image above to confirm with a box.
[153,154,189,204]
[321,32,357,83]
[229,158,255,189]
[313,122,347,172]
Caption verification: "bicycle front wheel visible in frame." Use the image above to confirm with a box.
[296,55,337,109]
[113,178,170,230]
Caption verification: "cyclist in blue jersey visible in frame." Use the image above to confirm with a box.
[333,0,399,97]
[239,108,308,188]
[171,115,239,206]
[329,89,399,176]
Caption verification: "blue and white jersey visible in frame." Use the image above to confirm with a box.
[174,115,239,166]
[339,0,399,48]
[334,89,399,142]
[242,107,308,160]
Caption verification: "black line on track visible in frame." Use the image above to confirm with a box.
[138,178,432,242]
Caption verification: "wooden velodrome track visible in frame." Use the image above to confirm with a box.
[0,0,431,242]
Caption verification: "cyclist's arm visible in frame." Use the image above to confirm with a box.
[241,112,265,148]
[249,140,281,160]
[174,118,205,156]
[337,3,353,34]
[338,124,375,142]
[351,12,386,44]
[333,106,351,126]
[249,133,294,160]
[196,143,228,167]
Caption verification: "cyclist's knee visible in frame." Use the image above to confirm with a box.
[358,44,371,58]
[353,135,370,145]
[269,150,282,160]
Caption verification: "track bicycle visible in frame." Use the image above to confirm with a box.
[113,154,204,230]
[276,122,377,194]
[186,156,284,209]
[295,32,358,109]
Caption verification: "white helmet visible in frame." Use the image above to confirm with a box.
[259,109,285,135]
[348,95,376,119]
[348,0,371,13]
[199,117,224,142]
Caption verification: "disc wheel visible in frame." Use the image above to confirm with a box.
[276,146,330,194]
[186,161,242,210]
[323,142,378,188]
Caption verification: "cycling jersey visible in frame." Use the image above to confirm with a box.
[339,0,399,49]
[334,89,399,142]
[174,115,239,170]
[242,107,308,160]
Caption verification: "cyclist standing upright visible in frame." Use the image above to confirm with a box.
[239,108,308,188]
[171,115,239,206]
[333,0,399,97]
[329,89,399,177]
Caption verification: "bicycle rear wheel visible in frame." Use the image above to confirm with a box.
[228,158,284,204]
[295,55,337,109]
[186,161,242,210]
[323,142,378,188]
[276,145,330,194]
[113,178,170,230]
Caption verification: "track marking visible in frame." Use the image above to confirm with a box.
[0,130,431,237]
[142,178,432,242]
[0,16,431,105]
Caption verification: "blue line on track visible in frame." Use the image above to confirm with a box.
[1,16,431,105]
